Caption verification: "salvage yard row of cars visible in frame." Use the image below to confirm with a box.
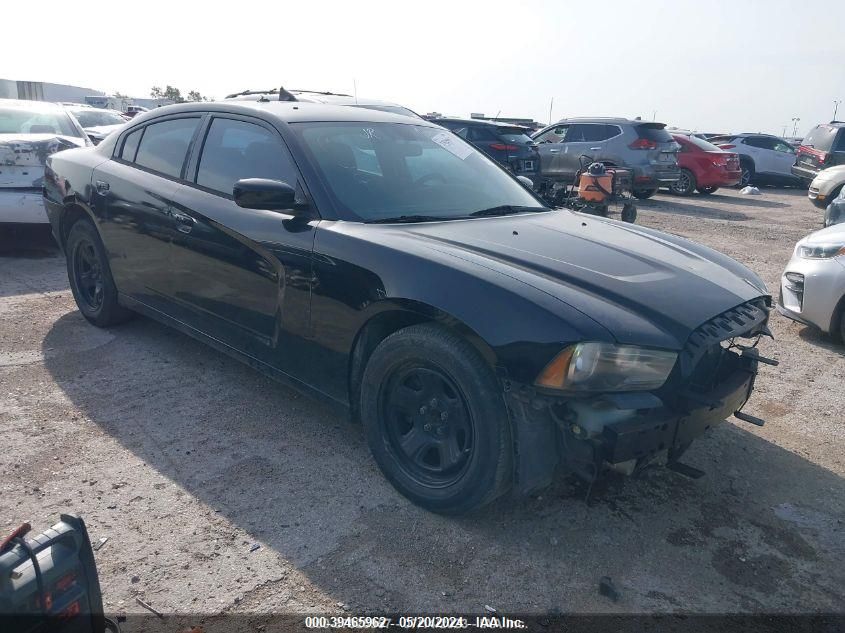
[2,93,845,514]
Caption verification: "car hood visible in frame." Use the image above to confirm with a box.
[0,134,86,187]
[801,223,845,244]
[812,164,845,183]
[395,211,769,348]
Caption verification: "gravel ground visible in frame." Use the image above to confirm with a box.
[1,188,843,622]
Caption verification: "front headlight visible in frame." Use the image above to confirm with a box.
[797,243,845,259]
[535,342,677,392]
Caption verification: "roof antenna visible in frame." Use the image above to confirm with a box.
[277,86,297,102]
[353,79,358,105]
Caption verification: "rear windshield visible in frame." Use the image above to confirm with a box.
[802,125,840,151]
[686,135,724,152]
[497,129,534,144]
[636,123,673,143]
[708,135,736,145]
[69,108,126,128]
[0,106,82,137]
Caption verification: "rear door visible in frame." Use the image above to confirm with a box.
[165,113,316,368]
[740,136,774,173]
[92,115,202,312]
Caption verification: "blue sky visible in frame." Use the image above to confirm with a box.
[6,0,844,136]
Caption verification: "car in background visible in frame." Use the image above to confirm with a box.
[0,99,89,224]
[807,164,845,210]
[226,87,419,118]
[823,187,845,228]
[531,118,680,199]
[123,105,149,119]
[778,223,845,342]
[43,100,773,514]
[666,133,741,196]
[709,133,802,187]
[434,118,539,180]
[792,122,845,184]
[63,104,128,145]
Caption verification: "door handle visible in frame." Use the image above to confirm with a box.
[94,180,109,194]
[548,149,560,153]
[590,147,601,151]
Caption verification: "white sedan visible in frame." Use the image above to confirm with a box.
[1,99,89,224]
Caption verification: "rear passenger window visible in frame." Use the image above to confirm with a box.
[120,128,143,161]
[134,118,200,178]
[196,118,298,196]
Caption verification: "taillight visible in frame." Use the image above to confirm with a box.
[719,144,736,150]
[819,151,829,164]
[629,138,656,150]
[490,143,518,151]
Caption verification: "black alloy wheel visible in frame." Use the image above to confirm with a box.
[380,365,473,486]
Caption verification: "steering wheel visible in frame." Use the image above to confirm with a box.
[415,173,447,186]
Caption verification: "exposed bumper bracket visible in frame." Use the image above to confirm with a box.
[734,410,765,427]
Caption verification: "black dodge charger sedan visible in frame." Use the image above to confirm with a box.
[44,101,773,514]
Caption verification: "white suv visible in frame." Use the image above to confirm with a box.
[710,134,802,187]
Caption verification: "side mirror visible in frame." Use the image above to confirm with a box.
[233,178,306,214]
[516,175,534,188]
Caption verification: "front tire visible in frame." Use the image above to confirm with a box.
[669,169,696,196]
[66,218,133,327]
[360,323,512,514]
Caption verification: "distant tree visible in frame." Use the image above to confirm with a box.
[186,90,203,102]
[150,85,185,103]
[113,91,128,99]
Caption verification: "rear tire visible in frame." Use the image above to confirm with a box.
[66,218,133,327]
[360,323,512,514]
[632,188,657,200]
[669,169,696,196]
[697,186,718,195]
[738,161,754,187]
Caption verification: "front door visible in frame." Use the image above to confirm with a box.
[535,124,568,179]
[165,114,316,368]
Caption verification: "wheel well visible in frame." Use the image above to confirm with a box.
[739,156,755,170]
[347,307,497,419]
[829,293,845,337]
[59,204,91,249]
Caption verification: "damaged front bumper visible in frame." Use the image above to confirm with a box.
[504,298,774,494]
[505,354,758,494]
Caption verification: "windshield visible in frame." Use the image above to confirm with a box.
[802,125,839,151]
[69,108,126,128]
[0,106,83,137]
[498,129,535,144]
[686,135,724,152]
[292,122,545,222]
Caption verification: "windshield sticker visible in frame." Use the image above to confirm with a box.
[431,132,474,160]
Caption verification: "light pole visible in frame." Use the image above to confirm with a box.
[782,125,788,138]
[791,117,800,138]
[835,100,842,120]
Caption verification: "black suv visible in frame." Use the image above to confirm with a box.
[435,118,540,181]
[792,122,845,183]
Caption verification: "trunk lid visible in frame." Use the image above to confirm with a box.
[0,134,83,189]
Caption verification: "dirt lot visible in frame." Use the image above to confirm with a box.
[1,188,843,620]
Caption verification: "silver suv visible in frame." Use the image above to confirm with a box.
[532,118,680,199]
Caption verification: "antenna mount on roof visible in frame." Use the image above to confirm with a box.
[278,86,297,102]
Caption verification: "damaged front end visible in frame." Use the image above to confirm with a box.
[504,297,777,494]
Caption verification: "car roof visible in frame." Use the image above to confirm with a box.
[0,98,70,113]
[434,117,529,129]
[553,117,654,125]
[130,100,434,126]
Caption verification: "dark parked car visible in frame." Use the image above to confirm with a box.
[792,122,845,184]
[434,118,539,180]
[531,118,680,199]
[44,102,773,514]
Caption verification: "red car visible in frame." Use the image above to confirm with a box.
[665,133,742,196]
